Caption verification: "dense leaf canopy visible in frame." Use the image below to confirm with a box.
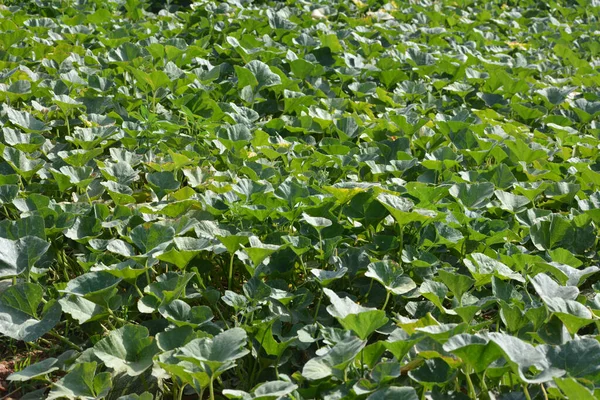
[0,0,599,398]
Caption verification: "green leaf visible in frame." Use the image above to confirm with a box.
[543,297,594,335]
[494,190,531,212]
[157,237,213,270]
[366,387,419,400]
[0,236,49,278]
[64,216,102,241]
[324,288,388,339]
[301,212,332,229]
[302,337,365,380]
[2,147,44,180]
[242,236,280,266]
[0,285,61,341]
[437,270,474,302]
[530,214,573,251]
[143,272,195,308]
[176,327,249,376]
[6,107,49,132]
[449,183,495,209]
[365,261,416,295]
[377,193,435,225]
[554,378,596,400]
[443,334,503,374]
[245,60,281,90]
[8,357,59,382]
[93,325,159,376]
[147,171,180,198]
[60,271,121,306]
[250,320,296,357]
[408,358,455,385]
[464,253,525,285]
[536,87,575,106]
[0,184,19,205]
[156,326,196,351]
[224,381,298,399]
[59,295,108,324]
[384,328,423,360]
[3,128,45,153]
[47,362,112,400]
[130,223,175,255]
[311,267,348,286]
[159,300,214,328]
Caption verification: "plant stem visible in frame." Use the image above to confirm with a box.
[337,204,345,221]
[228,253,235,291]
[318,230,324,260]
[364,279,374,302]
[540,383,548,400]
[360,349,365,377]
[134,283,144,298]
[65,111,71,137]
[399,224,404,259]
[145,268,152,288]
[176,381,184,400]
[209,377,215,400]
[212,304,231,329]
[48,331,82,351]
[381,291,391,310]
[299,256,307,278]
[522,384,532,400]
[313,291,322,322]
[464,367,476,400]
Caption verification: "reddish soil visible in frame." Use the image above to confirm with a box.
[0,359,16,397]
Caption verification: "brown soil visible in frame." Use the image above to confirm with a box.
[0,350,45,399]
[0,359,16,397]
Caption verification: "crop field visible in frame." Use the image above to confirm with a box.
[0,0,599,398]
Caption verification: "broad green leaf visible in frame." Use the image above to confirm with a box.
[324,288,388,339]
[59,295,108,324]
[302,337,365,380]
[377,193,435,225]
[366,387,419,400]
[159,300,214,328]
[245,60,281,90]
[2,147,44,180]
[494,190,531,212]
[60,271,121,306]
[311,267,348,286]
[93,325,159,376]
[301,212,332,229]
[223,381,298,399]
[242,236,280,266]
[449,183,495,209]
[176,327,249,375]
[130,223,175,255]
[8,357,59,382]
[6,107,49,132]
[47,362,112,400]
[157,237,213,270]
[365,261,416,295]
[464,253,525,285]
[156,326,196,351]
[0,236,49,278]
[554,377,596,400]
[0,284,61,341]
[408,358,455,385]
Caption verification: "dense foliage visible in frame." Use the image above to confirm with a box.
[1,0,600,398]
